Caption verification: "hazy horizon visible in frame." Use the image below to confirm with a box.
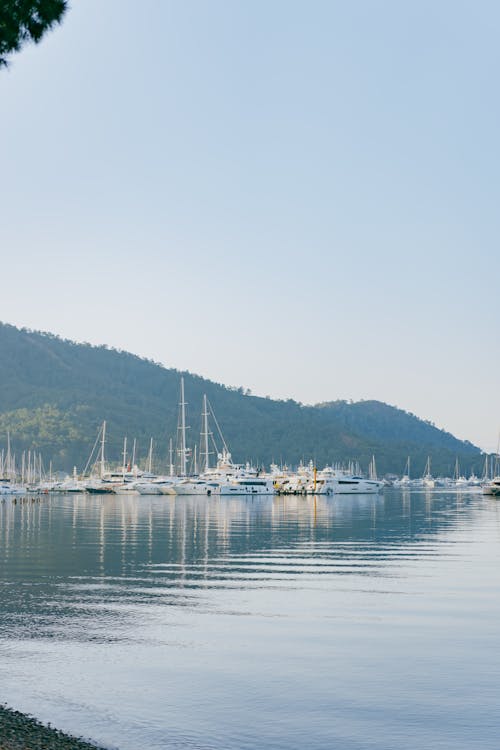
[1,1,499,452]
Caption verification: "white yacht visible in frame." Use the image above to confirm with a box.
[174,443,276,496]
[51,477,87,493]
[334,475,383,493]
[174,478,218,495]
[112,483,140,495]
[136,477,179,495]
[307,466,383,495]
[0,482,27,496]
[482,477,500,496]
[203,451,275,495]
[279,461,313,494]
[218,477,275,495]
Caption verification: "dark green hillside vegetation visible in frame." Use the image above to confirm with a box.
[0,322,482,476]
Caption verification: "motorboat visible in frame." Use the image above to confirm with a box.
[174,479,217,495]
[136,478,179,495]
[0,482,27,496]
[307,466,383,495]
[218,477,275,495]
[482,477,500,496]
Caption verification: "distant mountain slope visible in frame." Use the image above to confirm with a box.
[0,322,482,475]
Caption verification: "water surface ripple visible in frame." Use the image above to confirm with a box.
[1,491,499,749]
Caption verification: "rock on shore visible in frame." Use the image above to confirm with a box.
[0,705,107,750]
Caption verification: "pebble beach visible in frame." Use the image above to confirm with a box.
[0,706,105,750]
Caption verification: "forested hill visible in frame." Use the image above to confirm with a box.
[0,322,482,476]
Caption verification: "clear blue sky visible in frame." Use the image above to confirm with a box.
[1,1,499,450]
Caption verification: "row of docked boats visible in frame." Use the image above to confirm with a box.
[43,455,384,497]
[4,468,499,497]
[391,456,495,491]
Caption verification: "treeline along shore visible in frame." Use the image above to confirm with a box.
[0,705,106,750]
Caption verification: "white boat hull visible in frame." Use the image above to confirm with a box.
[307,477,383,495]
[218,480,275,495]
[482,479,500,496]
[0,484,27,496]
[174,482,214,495]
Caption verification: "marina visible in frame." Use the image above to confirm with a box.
[1,379,496,500]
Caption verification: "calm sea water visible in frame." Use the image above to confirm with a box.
[0,490,499,750]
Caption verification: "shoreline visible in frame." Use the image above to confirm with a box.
[0,705,107,750]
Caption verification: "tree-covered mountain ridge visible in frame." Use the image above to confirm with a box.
[0,322,482,476]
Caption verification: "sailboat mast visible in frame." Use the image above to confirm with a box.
[201,394,210,473]
[180,377,187,476]
[101,420,106,479]
[6,431,11,480]
[148,437,153,474]
[169,438,174,477]
[122,437,127,479]
[100,421,107,479]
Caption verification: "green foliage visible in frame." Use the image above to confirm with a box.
[0,0,67,67]
[0,322,482,475]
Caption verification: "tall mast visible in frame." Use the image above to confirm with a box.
[131,438,136,472]
[148,437,153,474]
[122,436,127,479]
[169,438,174,477]
[6,431,11,480]
[201,394,210,473]
[100,421,106,479]
[180,377,187,476]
